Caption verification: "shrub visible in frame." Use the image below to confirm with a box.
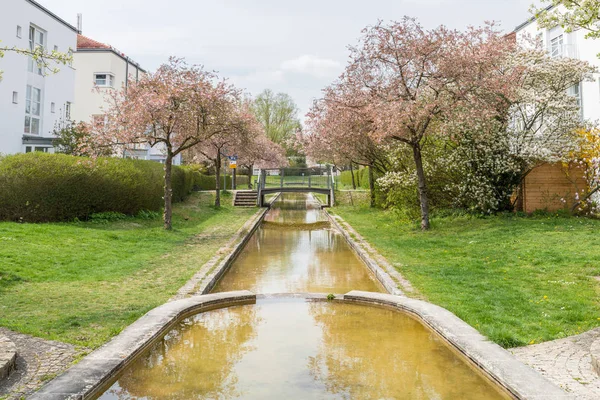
[0,153,198,222]
[194,174,249,190]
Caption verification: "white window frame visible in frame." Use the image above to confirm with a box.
[550,34,564,58]
[568,82,583,120]
[94,73,115,87]
[28,25,46,75]
[16,25,22,38]
[65,101,72,120]
[24,85,42,135]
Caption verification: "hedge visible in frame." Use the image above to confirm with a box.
[338,167,371,190]
[0,153,198,222]
[194,174,250,190]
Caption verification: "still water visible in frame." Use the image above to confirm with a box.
[212,193,384,294]
[99,298,510,400]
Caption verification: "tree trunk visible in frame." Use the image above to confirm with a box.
[232,167,237,190]
[215,152,221,207]
[350,163,356,190]
[368,165,375,208]
[412,143,430,230]
[247,164,253,189]
[163,152,174,230]
[356,166,361,187]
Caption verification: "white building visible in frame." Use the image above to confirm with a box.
[72,34,179,164]
[0,0,77,154]
[514,6,600,123]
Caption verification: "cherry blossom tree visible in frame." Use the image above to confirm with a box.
[90,58,239,229]
[319,19,518,228]
[237,133,288,189]
[187,100,268,207]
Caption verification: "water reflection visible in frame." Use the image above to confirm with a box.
[99,299,510,400]
[101,305,260,399]
[213,193,384,294]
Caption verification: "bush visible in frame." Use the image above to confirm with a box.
[194,174,249,190]
[0,153,198,222]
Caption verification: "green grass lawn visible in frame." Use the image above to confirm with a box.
[0,192,257,348]
[331,205,600,348]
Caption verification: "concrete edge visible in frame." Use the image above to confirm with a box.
[172,204,270,300]
[321,207,404,296]
[590,338,600,376]
[343,291,574,400]
[29,291,256,400]
[197,193,281,295]
[0,334,17,381]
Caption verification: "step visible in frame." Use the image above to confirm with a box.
[0,334,17,381]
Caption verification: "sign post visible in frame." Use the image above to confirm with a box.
[228,156,238,190]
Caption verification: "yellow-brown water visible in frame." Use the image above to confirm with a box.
[212,193,384,294]
[99,298,510,400]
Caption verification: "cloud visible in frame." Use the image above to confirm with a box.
[280,55,342,78]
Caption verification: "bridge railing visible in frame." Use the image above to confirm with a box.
[258,168,335,189]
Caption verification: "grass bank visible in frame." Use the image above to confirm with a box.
[0,192,257,348]
[331,205,600,348]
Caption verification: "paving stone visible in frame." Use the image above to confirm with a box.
[0,327,85,400]
[511,328,600,400]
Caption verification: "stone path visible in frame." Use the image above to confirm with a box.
[0,328,84,399]
[511,327,600,400]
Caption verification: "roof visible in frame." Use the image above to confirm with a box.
[26,0,78,32]
[514,5,554,33]
[76,34,147,73]
[77,35,110,49]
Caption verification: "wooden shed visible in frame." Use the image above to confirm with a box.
[517,163,587,213]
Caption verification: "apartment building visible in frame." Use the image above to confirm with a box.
[0,0,77,154]
[514,7,600,122]
[72,34,179,164]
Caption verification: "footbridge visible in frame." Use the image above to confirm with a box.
[257,167,336,207]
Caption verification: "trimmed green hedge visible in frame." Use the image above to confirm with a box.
[0,153,197,222]
[339,167,371,190]
[194,174,250,190]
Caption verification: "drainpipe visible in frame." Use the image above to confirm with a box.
[125,57,129,92]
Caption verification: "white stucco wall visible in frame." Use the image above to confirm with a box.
[515,9,600,123]
[71,50,144,123]
[0,0,76,155]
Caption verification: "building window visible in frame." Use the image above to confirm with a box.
[34,147,48,152]
[25,146,32,153]
[51,102,55,113]
[16,25,22,38]
[53,45,58,52]
[12,91,18,104]
[28,25,45,75]
[24,85,42,135]
[94,73,114,87]
[550,35,564,58]
[65,101,71,120]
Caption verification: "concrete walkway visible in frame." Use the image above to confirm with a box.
[0,328,84,399]
[511,328,600,400]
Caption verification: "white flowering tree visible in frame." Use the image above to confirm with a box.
[447,49,595,212]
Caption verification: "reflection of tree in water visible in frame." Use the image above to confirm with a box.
[109,304,261,400]
[306,302,508,400]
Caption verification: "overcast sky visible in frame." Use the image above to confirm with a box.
[39,0,534,120]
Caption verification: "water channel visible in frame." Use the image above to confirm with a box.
[98,193,511,399]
